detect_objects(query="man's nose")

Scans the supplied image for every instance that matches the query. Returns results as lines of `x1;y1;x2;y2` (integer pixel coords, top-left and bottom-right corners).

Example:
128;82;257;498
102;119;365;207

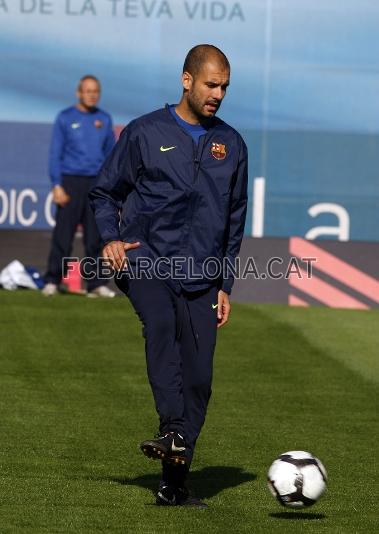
211;87;223;101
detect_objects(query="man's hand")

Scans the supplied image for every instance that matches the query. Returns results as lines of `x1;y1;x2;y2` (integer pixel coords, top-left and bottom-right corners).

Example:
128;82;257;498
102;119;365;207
102;240;140;271
52;185;70;207
217;289;231;328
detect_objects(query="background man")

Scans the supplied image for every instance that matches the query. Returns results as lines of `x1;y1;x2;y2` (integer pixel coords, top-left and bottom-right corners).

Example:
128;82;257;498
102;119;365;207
90;45;248;507
43;75;116;297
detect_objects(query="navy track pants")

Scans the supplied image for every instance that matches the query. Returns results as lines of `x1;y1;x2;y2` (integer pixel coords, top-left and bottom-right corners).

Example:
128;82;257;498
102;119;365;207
118;276;218;465
45;175;104;290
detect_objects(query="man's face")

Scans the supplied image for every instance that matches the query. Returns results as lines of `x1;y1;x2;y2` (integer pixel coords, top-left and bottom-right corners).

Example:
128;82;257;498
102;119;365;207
184;61;230;121
77;78;100;110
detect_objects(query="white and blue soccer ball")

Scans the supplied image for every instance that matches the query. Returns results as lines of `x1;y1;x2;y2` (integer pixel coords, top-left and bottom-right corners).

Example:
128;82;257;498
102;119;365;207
267;451;327;508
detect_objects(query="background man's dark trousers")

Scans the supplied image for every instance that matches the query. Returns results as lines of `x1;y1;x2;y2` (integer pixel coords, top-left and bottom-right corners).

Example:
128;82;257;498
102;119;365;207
45;175;104;291
117;276;219;466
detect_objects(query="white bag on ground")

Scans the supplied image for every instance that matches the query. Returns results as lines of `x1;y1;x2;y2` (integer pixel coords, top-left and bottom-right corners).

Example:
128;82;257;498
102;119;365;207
0;260;41;290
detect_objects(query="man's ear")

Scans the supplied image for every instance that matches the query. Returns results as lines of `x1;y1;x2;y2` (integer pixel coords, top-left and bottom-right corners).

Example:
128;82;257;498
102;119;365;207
182;71;193;91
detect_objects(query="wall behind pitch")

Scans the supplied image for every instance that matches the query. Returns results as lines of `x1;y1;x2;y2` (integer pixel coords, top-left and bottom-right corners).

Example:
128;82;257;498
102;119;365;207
0;0;378;240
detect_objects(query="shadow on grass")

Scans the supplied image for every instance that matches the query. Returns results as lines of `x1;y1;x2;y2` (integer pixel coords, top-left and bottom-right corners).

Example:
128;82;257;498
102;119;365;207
270;512;326;520
94;466;256;499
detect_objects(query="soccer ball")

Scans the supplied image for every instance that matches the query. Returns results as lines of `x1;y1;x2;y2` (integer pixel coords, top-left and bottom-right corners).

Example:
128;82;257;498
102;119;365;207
267;451;327;508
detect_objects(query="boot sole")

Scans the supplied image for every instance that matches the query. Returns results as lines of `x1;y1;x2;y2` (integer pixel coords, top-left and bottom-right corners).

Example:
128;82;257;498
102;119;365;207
140;441;187;465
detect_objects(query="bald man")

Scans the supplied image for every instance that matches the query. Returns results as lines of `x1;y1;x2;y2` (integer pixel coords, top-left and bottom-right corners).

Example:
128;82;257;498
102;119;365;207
90;45;248;507
43;75;116;297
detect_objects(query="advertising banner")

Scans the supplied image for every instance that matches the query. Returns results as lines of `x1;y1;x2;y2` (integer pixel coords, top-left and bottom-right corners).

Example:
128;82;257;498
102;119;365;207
0;0;378;240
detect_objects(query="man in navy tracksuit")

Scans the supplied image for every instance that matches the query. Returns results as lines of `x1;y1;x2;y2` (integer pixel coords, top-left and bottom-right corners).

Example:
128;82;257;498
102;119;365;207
90;45;248;507
43;75;116;297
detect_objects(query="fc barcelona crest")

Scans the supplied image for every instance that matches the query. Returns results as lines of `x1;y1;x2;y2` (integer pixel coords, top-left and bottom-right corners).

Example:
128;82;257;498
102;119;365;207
211;142;227;160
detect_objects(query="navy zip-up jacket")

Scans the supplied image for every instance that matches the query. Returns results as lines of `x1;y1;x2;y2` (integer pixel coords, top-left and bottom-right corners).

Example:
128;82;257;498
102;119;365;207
89;105;248;294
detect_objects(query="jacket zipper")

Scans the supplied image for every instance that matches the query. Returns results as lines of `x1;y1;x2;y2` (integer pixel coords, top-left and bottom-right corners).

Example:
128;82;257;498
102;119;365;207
194;132;210;183
164;104;211;185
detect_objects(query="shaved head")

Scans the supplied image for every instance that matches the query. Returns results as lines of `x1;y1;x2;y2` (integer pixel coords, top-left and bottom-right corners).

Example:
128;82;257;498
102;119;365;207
183;44;230;78
176;45;230;124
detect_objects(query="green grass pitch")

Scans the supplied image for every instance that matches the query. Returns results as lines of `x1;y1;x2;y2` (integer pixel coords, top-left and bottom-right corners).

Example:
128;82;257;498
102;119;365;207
0;292;378;533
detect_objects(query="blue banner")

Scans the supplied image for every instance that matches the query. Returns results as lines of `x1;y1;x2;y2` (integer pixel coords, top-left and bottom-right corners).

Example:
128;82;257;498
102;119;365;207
0;0;378;240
